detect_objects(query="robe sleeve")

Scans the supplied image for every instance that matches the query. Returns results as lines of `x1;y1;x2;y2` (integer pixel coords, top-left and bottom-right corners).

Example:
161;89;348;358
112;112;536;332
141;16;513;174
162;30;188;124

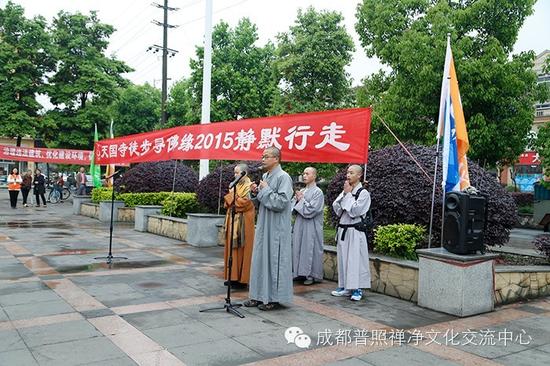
339;189;371;218
332;191;346;217
294;189;324;219
257;174;293;212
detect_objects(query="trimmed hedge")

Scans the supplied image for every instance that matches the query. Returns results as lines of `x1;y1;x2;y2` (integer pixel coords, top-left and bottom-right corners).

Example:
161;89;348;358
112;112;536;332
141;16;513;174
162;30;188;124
90;189;199;217
91;187;115;203
326;144;518;248
161;193;200;218
374;224;426;260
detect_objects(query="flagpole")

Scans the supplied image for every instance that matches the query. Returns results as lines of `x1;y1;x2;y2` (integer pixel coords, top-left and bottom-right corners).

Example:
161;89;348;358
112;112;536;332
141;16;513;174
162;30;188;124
428;33;451;249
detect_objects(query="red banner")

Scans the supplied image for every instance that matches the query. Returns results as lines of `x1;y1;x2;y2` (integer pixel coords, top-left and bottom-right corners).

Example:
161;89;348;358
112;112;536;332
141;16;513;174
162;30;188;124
95;108;371;164
518;151;540;165
0;144;93;165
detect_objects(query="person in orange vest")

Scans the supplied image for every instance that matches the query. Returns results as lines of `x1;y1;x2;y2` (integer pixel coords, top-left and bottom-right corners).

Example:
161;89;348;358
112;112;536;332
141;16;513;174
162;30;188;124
7;168;23;209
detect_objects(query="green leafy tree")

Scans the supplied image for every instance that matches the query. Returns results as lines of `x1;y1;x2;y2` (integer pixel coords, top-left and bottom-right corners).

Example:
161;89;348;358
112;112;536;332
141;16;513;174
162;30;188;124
111;83;161;136
45;11;132;148
355;0;544;166
535;123;550;187
0;1;54;141
178;18;277;125
271;7;355;180
273;7;355;114
166;78;195;126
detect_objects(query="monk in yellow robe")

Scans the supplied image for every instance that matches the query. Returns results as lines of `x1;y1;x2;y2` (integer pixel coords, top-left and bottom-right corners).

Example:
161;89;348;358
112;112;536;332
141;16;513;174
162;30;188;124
223;163;255;288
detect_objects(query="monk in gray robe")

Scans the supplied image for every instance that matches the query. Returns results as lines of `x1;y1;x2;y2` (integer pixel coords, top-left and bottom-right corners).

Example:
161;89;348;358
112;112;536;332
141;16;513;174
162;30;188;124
244;146;294;311
331;164;371;301
292;167;324;285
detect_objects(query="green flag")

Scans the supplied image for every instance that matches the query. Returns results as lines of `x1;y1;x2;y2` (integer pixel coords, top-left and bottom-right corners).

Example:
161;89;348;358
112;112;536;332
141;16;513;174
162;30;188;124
90;124;102;188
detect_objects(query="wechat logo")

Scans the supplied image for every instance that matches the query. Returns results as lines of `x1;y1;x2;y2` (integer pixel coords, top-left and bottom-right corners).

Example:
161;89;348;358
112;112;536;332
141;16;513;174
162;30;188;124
284;326;312;349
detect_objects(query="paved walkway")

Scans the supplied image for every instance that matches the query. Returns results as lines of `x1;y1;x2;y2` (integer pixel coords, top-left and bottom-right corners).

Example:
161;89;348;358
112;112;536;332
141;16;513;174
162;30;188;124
1;192;549;365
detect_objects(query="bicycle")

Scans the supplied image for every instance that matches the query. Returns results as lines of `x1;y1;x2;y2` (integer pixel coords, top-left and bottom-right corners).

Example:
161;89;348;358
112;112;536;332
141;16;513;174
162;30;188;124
47;184;71;203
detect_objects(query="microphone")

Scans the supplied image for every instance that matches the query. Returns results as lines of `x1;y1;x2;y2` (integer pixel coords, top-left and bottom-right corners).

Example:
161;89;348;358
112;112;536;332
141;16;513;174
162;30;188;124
229;171;246;189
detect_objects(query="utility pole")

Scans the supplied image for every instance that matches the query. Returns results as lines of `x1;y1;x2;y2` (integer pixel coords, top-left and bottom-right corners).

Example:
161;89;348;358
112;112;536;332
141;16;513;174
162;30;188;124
149;1;178;126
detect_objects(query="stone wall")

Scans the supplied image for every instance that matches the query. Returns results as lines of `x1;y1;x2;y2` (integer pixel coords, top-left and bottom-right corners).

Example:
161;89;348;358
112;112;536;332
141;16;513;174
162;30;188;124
324;247;550;305
147;215;187;241
324;247;419;302
516;214;538;229
80;203;99;219
117;207;135;222
145;214;225;246
495;267;550;305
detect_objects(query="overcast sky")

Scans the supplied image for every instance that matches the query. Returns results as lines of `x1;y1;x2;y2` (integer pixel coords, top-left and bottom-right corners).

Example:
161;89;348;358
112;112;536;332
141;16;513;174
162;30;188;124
4;0;550;90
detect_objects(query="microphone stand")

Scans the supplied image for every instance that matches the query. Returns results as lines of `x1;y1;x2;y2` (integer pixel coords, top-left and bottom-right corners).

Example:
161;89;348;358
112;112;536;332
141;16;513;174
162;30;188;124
94;171;127;265
200;172;246;318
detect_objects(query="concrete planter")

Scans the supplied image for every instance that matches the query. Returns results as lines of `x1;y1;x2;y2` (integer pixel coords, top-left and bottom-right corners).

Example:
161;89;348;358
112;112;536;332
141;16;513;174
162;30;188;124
324;245;550;309
99;200;125;222
148;215;188;241
186;213;226;247
495;266;550;304
145;214;225;245
417;248;498;317
117;207;135;222
72;195;91;215
323;246;419;302
80;202;99;219
135;205;163;232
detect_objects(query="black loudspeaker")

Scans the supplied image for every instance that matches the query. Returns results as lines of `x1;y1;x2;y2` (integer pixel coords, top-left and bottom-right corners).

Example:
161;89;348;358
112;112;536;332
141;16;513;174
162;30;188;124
443;192;487;255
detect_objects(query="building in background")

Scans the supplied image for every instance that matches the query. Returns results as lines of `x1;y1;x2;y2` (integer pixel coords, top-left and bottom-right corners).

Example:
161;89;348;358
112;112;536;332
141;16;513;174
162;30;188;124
0;136;35;186
500;50;549;191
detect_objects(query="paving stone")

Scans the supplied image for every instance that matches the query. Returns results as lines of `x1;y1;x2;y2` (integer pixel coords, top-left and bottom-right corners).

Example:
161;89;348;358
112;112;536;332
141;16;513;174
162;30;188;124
80;356;137;365
0;349;39;366
170;338;262;366
81;308;115;319
142;320;226;348
121;309;190;330
30;336;128;366
495;348;550;366
359;345;460;366
2;299;75;321
0;329;26;353
200;312;282;337
19;320;102;348
0;281;48;296
0;289;62;306
325;358;374;366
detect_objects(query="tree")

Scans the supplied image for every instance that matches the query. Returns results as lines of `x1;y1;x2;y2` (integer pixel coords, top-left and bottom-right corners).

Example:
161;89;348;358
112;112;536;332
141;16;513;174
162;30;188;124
535;122;550;187
178;18;278;125
273;7;355;114
166;78;195;127
355;0;544;167
0;1;54;141
111;83;161;136
45;10;132;148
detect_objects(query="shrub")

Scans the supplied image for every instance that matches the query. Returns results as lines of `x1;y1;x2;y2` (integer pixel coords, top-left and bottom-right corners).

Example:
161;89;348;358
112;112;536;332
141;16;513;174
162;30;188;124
116;161;198;193
118;192;172;207
161;193;200;218
374;224;426;260
196;161;263;213
510;192;534;207
91;187;116;203
326;144;518;249
533;234;550;261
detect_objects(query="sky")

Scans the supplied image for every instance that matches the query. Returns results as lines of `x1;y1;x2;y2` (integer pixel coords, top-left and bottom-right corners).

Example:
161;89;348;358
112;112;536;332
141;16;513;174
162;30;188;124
3;0;550;91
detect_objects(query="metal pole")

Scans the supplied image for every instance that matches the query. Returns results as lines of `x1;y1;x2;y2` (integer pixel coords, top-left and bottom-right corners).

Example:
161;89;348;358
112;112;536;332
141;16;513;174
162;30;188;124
160;0;169;125
428;140;442;248
199;0;213;180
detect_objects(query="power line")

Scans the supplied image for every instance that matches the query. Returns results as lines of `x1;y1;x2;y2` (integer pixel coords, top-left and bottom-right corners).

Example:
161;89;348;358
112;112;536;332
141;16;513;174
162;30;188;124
149;1;179;126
